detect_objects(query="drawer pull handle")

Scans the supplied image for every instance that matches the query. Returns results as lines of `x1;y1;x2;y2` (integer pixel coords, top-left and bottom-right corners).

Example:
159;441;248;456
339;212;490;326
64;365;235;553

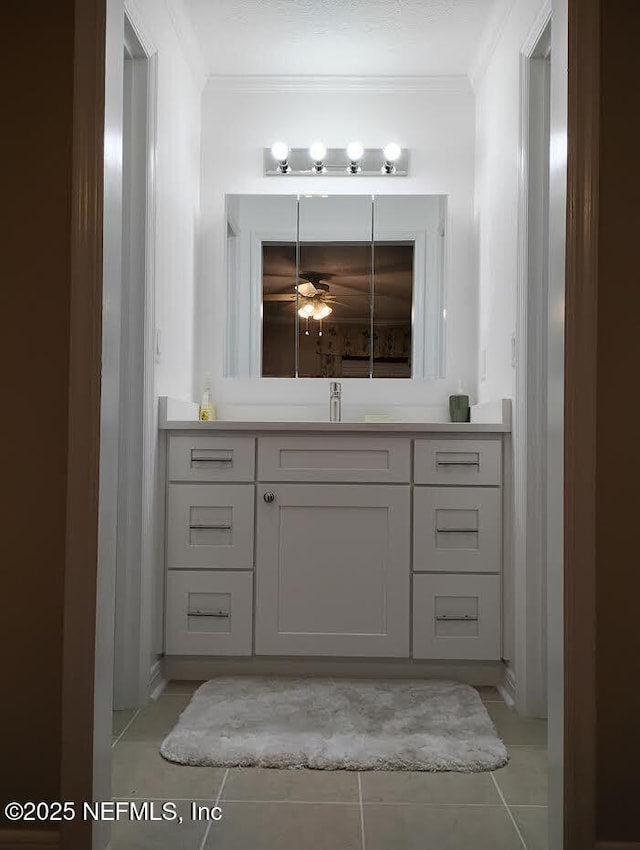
189;523;232;531
436;528;478;534
191;456;233;465
435;614;479;622
436;460;480;467
188;610;230;619
264;492;276;503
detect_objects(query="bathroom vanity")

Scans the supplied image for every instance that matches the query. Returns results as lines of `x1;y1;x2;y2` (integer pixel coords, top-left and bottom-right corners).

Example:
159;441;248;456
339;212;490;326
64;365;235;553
161;410;509;671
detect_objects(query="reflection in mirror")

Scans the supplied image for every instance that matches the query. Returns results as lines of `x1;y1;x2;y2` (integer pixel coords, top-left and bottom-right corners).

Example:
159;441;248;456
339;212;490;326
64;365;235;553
372;243;413;377
297;242;373;378
225;195;298;377
225;194;446;379
298;194;373;378
262;243;296;377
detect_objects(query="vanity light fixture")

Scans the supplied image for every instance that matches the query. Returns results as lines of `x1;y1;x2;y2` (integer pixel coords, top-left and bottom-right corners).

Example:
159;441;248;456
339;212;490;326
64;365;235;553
346;141;364;174
382;142;402;174
309;141;327;174
270;141;291;174
264;145;409;176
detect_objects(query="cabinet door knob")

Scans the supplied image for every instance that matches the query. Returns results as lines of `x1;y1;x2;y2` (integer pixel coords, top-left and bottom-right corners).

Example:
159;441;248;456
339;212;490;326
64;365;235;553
264;491;276;503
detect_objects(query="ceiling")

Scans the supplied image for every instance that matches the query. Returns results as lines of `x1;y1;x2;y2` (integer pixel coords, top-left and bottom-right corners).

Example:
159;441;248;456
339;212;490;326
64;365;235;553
180;0;498;78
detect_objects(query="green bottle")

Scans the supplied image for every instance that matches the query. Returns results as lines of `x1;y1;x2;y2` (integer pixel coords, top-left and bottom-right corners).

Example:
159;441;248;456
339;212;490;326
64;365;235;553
449;380;470;423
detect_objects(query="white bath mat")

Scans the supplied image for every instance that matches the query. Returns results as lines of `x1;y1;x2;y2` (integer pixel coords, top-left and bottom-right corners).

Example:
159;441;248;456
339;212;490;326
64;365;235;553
160;677;507;772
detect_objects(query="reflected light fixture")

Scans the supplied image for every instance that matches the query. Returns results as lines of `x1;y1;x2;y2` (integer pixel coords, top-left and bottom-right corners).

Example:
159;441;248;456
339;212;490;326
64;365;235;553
309;141;327;174
270;141;291;174
346;141;364;174
298;300;315;319
382;142;402;174
313;303;332;320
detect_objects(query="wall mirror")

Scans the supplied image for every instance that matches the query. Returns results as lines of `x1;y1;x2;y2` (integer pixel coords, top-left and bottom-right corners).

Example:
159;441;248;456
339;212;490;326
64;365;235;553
225;194;446;379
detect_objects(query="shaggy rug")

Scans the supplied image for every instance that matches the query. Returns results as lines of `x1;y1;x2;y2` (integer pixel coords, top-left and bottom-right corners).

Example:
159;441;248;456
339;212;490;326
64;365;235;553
160;677;507;772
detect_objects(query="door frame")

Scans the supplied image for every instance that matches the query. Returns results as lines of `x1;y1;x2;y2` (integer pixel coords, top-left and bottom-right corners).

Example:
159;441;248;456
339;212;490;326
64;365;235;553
61;0;603;848
113;3;158;710
514;1;552;720
563;0;599;846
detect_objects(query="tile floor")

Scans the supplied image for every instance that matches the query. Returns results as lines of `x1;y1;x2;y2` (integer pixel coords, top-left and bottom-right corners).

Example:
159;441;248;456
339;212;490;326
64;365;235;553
111;682;548;850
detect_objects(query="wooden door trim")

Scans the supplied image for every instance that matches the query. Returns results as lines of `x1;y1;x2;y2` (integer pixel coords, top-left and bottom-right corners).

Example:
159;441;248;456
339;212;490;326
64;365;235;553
564;0;600;847
60;0;106;847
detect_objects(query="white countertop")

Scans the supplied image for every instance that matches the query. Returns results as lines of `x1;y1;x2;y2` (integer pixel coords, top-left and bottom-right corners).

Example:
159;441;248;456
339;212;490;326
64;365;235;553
158;397;512;433
159;419;509;433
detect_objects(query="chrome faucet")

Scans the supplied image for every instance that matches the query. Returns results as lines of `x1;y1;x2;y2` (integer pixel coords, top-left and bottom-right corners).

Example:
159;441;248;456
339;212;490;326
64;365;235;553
329;382;342;423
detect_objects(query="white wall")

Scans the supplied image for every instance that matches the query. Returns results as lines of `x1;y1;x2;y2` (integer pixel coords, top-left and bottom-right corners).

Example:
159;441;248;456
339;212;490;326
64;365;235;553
127;0;203;401
196;84;478;417
474;0;550;402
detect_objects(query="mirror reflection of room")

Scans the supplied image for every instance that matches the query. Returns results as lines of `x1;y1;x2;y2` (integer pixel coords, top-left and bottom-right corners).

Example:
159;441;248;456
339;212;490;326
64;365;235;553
262;241;414;378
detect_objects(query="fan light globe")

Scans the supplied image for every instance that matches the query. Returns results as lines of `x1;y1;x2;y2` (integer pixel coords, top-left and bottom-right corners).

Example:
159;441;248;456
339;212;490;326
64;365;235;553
383;142;402;163
298;302;315;319
346;141;364;162
271;141;289;162
309;141;327;162
313;304;332;320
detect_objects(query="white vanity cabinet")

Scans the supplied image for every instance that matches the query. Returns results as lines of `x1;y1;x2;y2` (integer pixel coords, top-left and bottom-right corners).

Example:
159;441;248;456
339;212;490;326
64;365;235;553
162;424;506;665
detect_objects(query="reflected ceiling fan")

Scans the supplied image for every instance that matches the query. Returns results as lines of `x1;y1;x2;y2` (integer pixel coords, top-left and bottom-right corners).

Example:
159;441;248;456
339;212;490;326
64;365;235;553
263;272;349;334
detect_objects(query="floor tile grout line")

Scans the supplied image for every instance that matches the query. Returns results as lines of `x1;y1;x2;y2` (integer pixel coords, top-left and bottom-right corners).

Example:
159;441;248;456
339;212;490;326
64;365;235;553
199;768;229;850
357;773;366;850
490;773;528;850
215;768;230;807
111;709;141;749
110;796;520;809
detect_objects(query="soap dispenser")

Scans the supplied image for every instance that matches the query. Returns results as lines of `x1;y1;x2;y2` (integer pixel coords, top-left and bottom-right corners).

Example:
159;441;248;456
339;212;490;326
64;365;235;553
449;380;470;423
199;373;216;421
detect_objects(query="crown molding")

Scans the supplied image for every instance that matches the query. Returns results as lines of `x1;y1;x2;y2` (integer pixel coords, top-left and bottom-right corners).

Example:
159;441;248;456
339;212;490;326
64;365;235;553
204;74;472;95
468;0;517;91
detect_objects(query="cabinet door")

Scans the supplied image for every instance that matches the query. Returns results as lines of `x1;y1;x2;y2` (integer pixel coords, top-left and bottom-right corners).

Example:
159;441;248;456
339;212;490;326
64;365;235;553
256;485;410;657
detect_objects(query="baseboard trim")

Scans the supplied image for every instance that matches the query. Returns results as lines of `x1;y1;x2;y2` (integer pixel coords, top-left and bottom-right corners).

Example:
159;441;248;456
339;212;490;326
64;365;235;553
0;829;59;848
164;656;503;685
149;657;167;700
498;664;516;707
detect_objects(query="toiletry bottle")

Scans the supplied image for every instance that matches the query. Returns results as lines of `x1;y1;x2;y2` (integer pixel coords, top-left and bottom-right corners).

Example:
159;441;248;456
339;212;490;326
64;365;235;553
199;374;215;421
449;380;470;423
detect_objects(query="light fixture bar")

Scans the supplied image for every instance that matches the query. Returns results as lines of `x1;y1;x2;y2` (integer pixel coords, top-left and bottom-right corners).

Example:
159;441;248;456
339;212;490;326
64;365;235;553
264;147;409;177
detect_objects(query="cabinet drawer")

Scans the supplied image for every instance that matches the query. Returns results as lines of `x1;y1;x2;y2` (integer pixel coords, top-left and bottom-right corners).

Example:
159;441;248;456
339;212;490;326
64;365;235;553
169;435;255;482
413;487;501;573
168;484;254;569
413;574;501;660
166;570;253;655
414;439;501;486
258;436;410;483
